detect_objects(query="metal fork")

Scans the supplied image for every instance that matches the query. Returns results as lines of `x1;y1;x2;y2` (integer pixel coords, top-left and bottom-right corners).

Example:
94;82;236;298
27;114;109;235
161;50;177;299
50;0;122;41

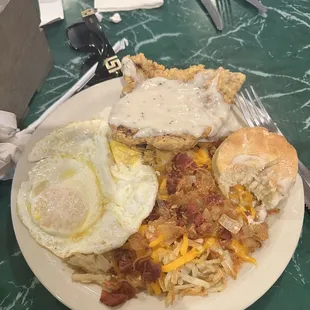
236;86;310;208
246;0;268;14
216;0;233;26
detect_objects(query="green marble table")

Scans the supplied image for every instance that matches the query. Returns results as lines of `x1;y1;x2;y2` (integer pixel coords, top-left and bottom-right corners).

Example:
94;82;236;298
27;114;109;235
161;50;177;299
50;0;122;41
1;0;310;309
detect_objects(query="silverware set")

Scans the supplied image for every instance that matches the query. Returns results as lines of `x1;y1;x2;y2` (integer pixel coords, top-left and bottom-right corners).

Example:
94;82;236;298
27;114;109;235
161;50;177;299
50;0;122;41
200;0;267;30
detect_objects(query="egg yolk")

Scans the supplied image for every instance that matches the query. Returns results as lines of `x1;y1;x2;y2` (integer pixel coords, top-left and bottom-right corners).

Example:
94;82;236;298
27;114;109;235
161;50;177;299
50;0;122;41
32;187;88;236
109;140;140;166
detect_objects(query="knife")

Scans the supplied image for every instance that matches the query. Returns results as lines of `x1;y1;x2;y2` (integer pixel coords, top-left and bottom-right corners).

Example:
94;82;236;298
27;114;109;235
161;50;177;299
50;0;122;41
200;0;223;31
246;0;268;14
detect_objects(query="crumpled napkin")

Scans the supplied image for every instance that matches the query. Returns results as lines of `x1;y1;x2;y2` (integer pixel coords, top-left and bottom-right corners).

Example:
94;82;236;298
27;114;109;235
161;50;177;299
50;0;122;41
0;112;32;180
95;0;164;12
0;39;128;181
38;0;64;27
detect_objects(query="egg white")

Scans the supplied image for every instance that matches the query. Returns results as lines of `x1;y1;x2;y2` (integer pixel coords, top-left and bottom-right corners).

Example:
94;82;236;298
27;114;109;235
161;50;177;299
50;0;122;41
28;120;116;201
17;120;158;259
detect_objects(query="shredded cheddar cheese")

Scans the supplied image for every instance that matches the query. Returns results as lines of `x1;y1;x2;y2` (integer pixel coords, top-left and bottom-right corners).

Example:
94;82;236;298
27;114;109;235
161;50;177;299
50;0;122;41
151;247;165;263
139;224;147;234
160;177;167;190
150;281;162;295
192;148;211;167
162;248;202;272
230;239;257;265
240;191;253;206
151;252;158;262
236;206;247;220
180;234;189;256
204;237;217;249
231;185;257;222
158;177;169;200
250;206;256;218
149;235;165;248
234;184;244;193
228;191;239;204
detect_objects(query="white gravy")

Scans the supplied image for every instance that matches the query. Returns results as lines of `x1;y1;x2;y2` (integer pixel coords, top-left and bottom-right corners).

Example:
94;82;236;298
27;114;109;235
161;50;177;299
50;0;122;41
109;76;232;139
231;155;267;166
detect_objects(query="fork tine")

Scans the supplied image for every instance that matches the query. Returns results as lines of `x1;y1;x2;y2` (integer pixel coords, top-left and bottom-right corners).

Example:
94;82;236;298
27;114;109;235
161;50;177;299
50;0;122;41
239;87;284;135
250;86;272;122
235;93;255;127
249;86;283;135
235;95;249;125
240;92;257;127
217;0;233;27
246;88;267;126
223;0;233;25
244;89;261;126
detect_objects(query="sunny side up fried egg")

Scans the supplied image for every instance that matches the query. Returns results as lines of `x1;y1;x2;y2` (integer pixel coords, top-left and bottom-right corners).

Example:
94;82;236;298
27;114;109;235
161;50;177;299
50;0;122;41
17;120;158;259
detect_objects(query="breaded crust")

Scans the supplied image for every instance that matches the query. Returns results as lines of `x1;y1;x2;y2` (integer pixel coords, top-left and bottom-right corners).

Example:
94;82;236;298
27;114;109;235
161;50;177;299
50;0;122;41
122;53;246;104
110;125;211;151
111;54;246;151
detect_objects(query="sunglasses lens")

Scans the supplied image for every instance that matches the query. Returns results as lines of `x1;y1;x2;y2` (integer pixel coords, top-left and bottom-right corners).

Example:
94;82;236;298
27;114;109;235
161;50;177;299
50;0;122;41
66;20;123;87
67;23;100;53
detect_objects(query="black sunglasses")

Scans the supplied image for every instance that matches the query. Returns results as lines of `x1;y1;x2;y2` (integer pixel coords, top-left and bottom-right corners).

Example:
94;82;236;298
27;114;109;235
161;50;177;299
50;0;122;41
66;8;123;86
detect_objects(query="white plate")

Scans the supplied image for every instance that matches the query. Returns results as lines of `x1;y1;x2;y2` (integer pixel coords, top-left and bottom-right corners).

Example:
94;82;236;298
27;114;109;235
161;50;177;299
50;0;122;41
11;78;304;310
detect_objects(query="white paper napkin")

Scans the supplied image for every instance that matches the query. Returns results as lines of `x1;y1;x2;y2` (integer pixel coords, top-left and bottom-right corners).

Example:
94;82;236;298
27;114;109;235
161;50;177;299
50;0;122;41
0;111;17;141
95;0;164;12
0;112;32;180
0;39;128;181
38;0;64;26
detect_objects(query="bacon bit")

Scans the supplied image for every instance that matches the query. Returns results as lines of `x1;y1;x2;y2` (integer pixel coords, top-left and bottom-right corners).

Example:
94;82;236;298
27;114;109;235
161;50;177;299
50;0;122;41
143;205;160;223
182;204;210;237
100;281;136;307
176;218;186;227
204;193;224;205
196;221;213;236
114;249;136;274
193;213;204;226
267;208;280;215
219;228;232;240
184;203;200;220
218;227;232;247
174;153;197;170
166;174;179;194
134;257;161;283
